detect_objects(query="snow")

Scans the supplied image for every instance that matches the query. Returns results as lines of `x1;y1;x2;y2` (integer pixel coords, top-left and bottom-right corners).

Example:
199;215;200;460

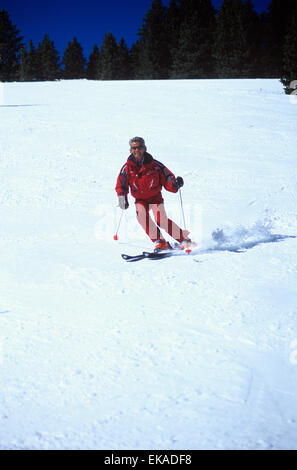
0;78;297;450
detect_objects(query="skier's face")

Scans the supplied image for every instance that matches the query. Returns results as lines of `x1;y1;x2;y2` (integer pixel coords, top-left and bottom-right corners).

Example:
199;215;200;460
130;142;145;161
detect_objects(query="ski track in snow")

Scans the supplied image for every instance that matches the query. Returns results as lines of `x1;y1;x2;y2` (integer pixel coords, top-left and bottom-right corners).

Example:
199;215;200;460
0;79;297;450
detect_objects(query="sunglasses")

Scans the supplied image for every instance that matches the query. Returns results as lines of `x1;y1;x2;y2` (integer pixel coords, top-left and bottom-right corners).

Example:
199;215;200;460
131;145;144;150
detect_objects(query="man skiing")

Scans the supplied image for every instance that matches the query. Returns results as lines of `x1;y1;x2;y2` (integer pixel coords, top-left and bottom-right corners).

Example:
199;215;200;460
115;137;192;251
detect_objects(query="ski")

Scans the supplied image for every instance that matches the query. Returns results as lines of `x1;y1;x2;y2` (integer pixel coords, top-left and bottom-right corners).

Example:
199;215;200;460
121;250;174;262
143;251;173;260
121;253;146;262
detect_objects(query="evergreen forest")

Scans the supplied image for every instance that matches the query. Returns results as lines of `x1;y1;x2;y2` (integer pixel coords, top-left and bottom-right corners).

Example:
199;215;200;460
0;0;297;94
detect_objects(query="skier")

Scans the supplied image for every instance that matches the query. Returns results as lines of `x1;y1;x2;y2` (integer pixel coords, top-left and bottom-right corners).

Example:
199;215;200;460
115;137;192;251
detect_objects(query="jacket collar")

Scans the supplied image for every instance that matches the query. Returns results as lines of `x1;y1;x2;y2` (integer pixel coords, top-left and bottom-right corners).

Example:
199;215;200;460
128;152;153;169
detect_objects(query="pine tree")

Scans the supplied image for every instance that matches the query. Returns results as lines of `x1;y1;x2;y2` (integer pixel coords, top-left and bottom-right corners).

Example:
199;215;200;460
261;0;297;78
170;0;216;78
100;32;119;80
36;34;61;81
165;0;184;70
213;0;260;78
19;39;39;81
281;2;297;93
63;37;86;79
0;9;23;81
136;0;170;79
19;46;28;81
117;37;131;80
243;0;262;77
87;44;101;80
130;40;142;79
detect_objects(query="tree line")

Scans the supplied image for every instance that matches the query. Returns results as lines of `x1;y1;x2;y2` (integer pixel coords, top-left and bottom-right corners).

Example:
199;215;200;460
0;0;297;93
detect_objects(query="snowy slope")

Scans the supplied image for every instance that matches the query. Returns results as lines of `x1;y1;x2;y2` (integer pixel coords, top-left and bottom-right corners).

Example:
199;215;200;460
0;79;297;450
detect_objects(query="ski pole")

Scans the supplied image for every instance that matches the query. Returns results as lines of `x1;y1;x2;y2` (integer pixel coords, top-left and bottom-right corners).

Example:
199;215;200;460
113;209;124;240
179;188;192;254
179;188;187;230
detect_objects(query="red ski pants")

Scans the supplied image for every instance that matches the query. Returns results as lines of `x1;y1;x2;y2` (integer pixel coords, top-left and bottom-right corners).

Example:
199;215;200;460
135;201;185;243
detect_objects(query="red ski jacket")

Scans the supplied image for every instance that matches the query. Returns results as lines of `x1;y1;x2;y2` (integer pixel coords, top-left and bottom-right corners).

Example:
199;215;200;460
115;153;178;203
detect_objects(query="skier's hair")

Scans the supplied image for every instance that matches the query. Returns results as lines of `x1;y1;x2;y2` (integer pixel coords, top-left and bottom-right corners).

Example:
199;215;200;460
129;137;146;147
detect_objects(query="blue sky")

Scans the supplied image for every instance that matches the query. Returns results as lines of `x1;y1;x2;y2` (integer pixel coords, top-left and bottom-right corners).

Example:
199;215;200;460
1;0;271;58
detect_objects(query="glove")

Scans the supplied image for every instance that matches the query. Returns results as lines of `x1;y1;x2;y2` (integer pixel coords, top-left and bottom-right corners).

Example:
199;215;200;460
118;195;129;210
173;176;184;189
